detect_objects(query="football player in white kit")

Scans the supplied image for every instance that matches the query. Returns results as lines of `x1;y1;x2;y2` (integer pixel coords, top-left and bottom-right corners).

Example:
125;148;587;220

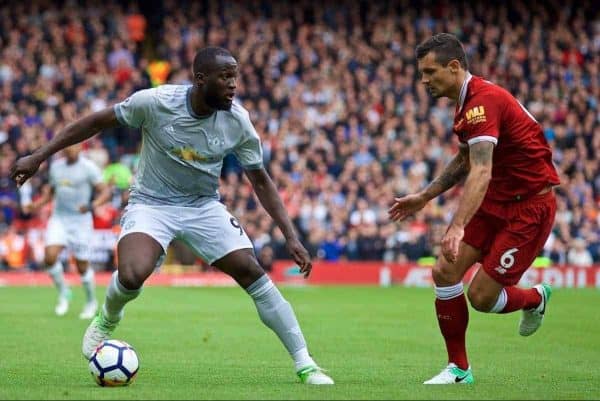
22;143;111;318
11;47;333;385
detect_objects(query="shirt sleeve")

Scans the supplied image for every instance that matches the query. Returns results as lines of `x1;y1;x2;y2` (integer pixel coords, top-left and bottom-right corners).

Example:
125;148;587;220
233;112;264;170
113;88;155;128
461;94;503;146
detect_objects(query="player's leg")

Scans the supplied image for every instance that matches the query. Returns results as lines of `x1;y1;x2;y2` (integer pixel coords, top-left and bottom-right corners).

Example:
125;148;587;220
82;232;164;358
212;249;333;385
424;241;480;384
71;217;97;319
44;244;71;316
467;267;545;313
44;216;71;315
468;192;556;336
182;201;333;384
82;204;175;359
74;258;97;319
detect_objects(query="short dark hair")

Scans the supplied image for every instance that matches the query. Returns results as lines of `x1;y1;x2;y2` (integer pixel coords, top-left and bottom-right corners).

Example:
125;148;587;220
415;33;468;70
193;47;233;75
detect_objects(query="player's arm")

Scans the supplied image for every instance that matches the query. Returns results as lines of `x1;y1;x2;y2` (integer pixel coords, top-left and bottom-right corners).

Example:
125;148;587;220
80;182;112;214
420;143;470;201
23;184;53;214
449;141;493;228
10;108;120;186
389;144;469;222
244;167;312;277
440;141;493;263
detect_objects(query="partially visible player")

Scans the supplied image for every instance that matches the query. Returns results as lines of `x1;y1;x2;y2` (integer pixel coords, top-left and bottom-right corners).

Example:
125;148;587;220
389;33;560;384
10;47;334;385
22;143;111;318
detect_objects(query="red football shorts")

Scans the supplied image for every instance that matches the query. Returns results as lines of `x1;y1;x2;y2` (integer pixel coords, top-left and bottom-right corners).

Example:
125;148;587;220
463;190;557;286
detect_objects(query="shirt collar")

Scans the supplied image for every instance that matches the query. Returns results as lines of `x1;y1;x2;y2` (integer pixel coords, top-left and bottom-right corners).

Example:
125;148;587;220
458;71;473;112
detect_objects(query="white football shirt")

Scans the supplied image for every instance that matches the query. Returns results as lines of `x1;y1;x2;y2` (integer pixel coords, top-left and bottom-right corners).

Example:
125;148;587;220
114;85;263;206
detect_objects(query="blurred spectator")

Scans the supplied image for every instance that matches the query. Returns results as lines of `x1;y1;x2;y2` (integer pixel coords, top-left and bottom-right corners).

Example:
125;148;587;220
567;238;594;267
257;244;275;272
0;0;598;269
0;224;30;270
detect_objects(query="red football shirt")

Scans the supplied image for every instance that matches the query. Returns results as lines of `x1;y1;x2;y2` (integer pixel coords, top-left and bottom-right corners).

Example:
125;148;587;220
453;75;560;207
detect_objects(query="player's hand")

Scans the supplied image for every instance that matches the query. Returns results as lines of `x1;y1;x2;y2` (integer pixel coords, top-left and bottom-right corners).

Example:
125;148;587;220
388;193;428;222
9;154;44;187
441;224;464;264
285;237;313;278
79;205;90;213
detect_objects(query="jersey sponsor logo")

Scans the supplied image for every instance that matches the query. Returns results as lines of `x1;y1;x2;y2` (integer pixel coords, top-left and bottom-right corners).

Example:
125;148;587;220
58;179;74;187
169;146;219;162
465;105;486;124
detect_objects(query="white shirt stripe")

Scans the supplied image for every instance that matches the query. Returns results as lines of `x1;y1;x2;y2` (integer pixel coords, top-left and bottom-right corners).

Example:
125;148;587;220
467;135;498;146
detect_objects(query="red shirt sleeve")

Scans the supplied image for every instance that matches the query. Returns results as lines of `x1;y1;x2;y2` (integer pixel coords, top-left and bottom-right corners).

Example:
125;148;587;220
461;93;503;146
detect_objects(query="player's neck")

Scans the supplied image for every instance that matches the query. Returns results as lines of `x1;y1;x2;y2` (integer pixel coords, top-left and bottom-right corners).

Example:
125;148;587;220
450;70;468;102
189;85;215;117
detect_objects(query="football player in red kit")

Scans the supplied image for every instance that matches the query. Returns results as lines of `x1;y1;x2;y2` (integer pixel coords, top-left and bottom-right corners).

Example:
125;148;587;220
389;33;560;384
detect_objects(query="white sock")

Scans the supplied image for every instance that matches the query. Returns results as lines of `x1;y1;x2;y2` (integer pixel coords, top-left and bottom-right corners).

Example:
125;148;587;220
80;268;96;303
102;271;141;322
246;275;316;371
434;282;464;300
47;261;69;297
489;288;508;313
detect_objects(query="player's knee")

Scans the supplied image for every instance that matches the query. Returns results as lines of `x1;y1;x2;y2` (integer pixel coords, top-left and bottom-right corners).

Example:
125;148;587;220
239;257;265;285
467;287;495;312
43;256;57;268
117;262;148;290
431;264;461;286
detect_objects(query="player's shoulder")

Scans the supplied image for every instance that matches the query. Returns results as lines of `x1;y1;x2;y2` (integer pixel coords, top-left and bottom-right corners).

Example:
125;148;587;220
220;100;253;129
469;76;511;99
152;84;192;111
50;157;67;169
127;85;186;104
78;156;101;170
226;100;251;121
154;84;188;97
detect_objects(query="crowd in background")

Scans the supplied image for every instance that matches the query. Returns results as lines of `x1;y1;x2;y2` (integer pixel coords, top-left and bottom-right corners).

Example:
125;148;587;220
0;0;599;271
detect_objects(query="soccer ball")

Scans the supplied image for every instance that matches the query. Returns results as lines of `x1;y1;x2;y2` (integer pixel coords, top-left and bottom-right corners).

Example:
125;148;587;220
88;339;139;386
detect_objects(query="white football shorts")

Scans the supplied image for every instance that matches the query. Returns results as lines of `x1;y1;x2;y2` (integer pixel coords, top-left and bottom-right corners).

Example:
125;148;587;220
118;201;254;266
45;212;94;260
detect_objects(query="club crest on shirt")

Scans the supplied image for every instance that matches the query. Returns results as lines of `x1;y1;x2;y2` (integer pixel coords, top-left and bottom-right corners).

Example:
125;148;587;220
465;105;486;124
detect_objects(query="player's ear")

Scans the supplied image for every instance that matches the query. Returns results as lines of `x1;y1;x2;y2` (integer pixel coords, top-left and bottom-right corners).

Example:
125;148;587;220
448;59;461;73
195;72;206;85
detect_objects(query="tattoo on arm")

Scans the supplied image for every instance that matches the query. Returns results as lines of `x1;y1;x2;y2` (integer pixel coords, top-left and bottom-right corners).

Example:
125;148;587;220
469;141;494;167
424;144;470;198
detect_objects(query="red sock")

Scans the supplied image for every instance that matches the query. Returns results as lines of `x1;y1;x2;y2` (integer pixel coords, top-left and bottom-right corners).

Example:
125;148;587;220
500;287;542;313
435;294;469;370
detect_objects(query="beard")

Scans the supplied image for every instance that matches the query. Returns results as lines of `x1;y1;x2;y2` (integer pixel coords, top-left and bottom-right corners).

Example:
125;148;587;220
205;93;232;110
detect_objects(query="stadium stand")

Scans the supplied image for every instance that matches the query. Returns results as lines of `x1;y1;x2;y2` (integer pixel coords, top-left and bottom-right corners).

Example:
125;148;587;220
0;0;598;271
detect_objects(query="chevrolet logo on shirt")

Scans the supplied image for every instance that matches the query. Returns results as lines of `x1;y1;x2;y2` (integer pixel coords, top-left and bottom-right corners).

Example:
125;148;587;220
465;106;486;124
170;146;213;162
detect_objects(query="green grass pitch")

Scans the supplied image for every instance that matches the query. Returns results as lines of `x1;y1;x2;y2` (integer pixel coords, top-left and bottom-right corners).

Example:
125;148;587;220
0;285;598;400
